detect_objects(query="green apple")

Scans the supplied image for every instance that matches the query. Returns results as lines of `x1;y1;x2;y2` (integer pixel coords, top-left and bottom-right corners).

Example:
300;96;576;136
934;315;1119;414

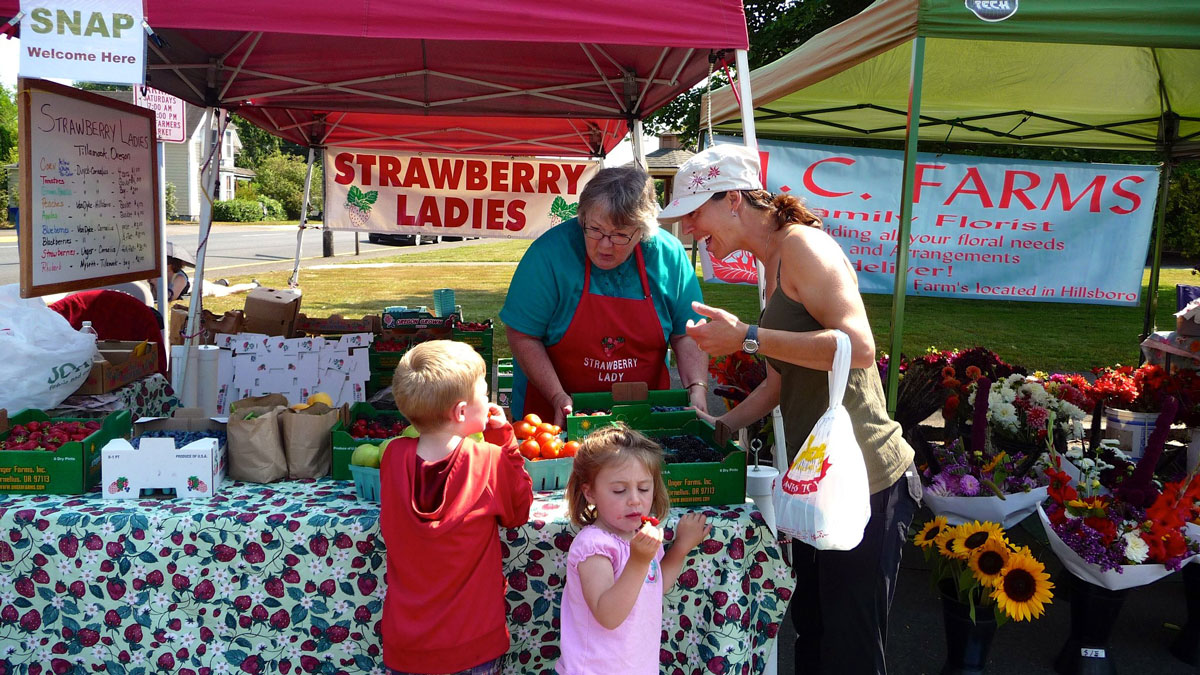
350;443;381;468
400;425;421;439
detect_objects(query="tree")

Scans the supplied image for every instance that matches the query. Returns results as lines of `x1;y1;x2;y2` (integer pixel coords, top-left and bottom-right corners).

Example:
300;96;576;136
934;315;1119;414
0;85;15;170
231;115;306;170
72;82;131;91
252;152;323;219
644;0;873;147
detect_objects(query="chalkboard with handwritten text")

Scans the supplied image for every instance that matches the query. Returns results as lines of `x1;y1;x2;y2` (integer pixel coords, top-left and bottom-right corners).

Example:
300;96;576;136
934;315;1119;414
18;78;161;298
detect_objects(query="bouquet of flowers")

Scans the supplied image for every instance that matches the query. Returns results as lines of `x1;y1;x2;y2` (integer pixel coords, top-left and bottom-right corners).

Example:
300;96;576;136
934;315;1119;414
912;517;1054;623
939;347;1027;423
1088;364;1173;414
1040;396;1200;589
876;347;956;432
954;373;1091;449
708;351;765;411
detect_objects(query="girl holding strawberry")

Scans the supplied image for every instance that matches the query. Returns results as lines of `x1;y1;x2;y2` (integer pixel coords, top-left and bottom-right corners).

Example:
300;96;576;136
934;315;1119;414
557;424;710;674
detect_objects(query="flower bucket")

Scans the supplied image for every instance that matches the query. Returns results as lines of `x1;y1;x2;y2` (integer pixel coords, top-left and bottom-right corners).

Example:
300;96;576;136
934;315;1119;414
941;589;997;675
1103;408;1159;460
1054;573;1127;675
924;487;1048;529
1189;428;1200;475
1037;504;1190;591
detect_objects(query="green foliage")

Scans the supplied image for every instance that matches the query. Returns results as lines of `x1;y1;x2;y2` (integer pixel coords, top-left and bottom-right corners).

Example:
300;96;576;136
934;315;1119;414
644;0;873;147
234;181;261;201
212;199;266;222
0;85;15;172
1164;164;1200;257
72;82;131;91
252;152;323;219
258;195;286;220
230;115;306;169
165;182;179;220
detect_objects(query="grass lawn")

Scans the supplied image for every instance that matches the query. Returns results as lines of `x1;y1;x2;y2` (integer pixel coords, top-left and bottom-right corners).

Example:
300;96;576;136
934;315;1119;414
197;240;1193;374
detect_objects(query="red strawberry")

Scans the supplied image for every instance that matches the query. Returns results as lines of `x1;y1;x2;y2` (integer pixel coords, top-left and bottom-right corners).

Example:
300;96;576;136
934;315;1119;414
325;626;349;643
641;515;660;526
123;624;142;643
193;580;215;602
197;481;207;492
14;577;34;598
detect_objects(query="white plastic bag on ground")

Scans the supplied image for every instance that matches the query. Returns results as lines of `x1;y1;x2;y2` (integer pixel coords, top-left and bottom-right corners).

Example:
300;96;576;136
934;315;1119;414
774;330;871;550
0;284;95;411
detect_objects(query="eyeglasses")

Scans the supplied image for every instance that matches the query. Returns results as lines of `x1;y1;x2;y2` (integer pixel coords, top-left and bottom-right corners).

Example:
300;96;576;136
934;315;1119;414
583;226;637;245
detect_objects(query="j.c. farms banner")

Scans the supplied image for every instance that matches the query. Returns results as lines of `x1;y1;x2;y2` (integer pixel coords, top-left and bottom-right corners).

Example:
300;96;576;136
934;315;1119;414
324;148;600;239
705;137;1161;306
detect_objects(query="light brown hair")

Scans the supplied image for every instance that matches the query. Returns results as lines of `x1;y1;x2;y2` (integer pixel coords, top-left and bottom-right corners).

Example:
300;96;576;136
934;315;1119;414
577;165;660;239
566;424;670;527
391;340;485;429
710;190;822;230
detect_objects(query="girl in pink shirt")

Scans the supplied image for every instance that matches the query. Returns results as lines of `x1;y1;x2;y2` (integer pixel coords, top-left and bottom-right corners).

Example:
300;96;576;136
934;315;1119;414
557;425;711;674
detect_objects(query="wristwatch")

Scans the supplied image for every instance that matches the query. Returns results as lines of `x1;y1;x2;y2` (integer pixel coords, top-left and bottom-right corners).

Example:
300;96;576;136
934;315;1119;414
741;325;760;355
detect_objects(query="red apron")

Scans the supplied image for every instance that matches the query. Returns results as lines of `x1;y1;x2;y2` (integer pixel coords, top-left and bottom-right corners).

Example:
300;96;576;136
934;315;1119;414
523;246;670;421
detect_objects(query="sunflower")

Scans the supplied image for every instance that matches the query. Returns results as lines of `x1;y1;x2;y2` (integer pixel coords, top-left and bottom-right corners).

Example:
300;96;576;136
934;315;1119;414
991;553;1054;622
914;516;949;549
935;528;963;560
968;539;1010;587
951;521;1006;556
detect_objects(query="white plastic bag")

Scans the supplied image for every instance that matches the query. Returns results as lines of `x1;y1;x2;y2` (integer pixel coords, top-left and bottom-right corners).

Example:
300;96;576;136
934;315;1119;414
773;330;871;550
0;284;95;411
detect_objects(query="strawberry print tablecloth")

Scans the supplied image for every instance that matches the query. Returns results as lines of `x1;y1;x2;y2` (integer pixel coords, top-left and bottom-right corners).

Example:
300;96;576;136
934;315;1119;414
0;482;793;675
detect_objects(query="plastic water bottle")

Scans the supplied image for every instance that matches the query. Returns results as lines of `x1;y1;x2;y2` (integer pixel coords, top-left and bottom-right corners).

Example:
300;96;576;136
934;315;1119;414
80;321;102;361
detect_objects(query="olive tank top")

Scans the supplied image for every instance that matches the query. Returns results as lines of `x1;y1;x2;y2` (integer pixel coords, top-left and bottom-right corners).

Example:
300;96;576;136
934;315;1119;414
760;263;913;494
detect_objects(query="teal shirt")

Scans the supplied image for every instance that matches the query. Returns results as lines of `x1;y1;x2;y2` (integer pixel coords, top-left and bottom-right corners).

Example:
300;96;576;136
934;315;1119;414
500;219;702;417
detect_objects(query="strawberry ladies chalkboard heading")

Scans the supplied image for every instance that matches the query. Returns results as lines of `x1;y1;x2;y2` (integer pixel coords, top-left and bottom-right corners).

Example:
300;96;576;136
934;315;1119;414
17;78;162;298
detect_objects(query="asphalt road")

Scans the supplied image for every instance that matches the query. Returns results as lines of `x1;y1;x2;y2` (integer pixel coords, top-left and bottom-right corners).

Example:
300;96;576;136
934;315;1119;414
0;224;477;288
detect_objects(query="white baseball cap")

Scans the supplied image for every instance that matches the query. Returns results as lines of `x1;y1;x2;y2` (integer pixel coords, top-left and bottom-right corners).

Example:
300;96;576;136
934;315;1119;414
657;143;763;223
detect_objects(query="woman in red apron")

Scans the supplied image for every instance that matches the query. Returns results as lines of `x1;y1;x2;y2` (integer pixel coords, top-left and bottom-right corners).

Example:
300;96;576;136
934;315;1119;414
502;166;709;427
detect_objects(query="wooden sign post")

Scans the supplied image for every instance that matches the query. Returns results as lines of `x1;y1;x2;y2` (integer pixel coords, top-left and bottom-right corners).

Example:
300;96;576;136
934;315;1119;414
18;78;161;298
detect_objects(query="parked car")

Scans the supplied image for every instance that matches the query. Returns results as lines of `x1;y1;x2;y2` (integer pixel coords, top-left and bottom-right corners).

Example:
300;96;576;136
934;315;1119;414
366;233;443;246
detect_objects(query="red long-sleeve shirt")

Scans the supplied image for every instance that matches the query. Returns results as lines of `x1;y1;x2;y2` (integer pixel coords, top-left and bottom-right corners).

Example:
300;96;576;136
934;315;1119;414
379;424;533;673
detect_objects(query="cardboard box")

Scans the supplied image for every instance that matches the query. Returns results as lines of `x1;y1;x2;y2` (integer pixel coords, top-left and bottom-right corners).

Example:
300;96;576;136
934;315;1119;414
73;341;160;396
295;314;381;335
0;409;132;494
1178;315;1200;338
243;287;302;337
101;409;227;498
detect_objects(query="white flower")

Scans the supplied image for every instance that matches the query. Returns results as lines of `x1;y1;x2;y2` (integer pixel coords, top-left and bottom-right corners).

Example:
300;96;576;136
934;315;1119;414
999;386;1017;404
992;402;1020;433
1066;446;1084;459
1006;373;1025;387
41;531;56;546
1021;382;1049;405
300;596;314;609
1124;532;1149;564
333;600;350;615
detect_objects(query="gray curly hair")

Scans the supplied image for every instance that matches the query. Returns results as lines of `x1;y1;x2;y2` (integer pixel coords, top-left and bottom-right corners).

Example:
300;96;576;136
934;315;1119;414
577;165;659;239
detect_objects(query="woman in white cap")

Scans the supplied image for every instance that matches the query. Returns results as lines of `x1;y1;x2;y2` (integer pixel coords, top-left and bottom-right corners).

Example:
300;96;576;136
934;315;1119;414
660;143;919;675
500;165;709;427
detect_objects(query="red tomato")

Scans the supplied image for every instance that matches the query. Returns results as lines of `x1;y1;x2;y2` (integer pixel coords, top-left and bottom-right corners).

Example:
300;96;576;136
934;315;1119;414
513;421;536;440
534;432;556;448
536;422;556;436
541;442;562;460
523;413;543;427
561;441;580;458
519;439;541;460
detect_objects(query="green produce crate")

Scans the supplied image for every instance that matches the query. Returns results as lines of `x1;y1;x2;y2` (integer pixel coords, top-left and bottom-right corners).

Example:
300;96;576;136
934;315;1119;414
0;409;132;494
525;456;573;491
331;403;409;480
643;419;745;507
453;327;493;353
566;397;695;441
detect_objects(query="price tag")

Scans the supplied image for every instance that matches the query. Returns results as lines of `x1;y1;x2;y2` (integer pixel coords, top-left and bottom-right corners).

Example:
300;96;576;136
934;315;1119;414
1080;648;1106;658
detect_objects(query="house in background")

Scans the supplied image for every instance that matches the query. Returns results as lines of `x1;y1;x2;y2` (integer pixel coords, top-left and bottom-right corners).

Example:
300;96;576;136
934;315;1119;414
93;92;255;221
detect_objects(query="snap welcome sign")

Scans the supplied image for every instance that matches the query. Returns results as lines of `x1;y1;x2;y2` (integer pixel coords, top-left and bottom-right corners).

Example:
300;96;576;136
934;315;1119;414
704;137;1161;306
324;149;599;239
18;0;145;85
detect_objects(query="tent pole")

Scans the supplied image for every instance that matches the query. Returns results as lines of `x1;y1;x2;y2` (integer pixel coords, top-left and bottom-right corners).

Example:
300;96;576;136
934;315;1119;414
1141;157;1174;341
289;147;316;288
631;118;647;168
177;108;223;397
157;141;169;366
885;37;926;418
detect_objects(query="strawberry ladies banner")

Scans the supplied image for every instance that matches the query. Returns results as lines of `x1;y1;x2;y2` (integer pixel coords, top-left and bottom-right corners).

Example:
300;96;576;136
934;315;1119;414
324;148;600;239
704;137;1161;306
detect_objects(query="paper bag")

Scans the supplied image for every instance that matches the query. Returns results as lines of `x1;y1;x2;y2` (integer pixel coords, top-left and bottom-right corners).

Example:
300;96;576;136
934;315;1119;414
281;403;337;478
227;394;289;483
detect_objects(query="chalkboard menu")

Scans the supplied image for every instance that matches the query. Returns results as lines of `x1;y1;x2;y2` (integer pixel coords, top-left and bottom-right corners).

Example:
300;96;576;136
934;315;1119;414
18;78;161;298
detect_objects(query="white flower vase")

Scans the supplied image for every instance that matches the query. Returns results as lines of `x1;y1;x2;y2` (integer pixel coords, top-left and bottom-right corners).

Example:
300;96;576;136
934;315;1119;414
1104;408;1159;460
923;487;1048;529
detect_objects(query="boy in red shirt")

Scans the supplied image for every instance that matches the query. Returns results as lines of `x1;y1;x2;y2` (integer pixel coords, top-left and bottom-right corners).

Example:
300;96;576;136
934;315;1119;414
381;340;534;674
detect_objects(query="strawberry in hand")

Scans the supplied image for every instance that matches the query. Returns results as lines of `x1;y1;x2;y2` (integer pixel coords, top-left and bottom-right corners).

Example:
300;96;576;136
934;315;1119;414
641;515;659;527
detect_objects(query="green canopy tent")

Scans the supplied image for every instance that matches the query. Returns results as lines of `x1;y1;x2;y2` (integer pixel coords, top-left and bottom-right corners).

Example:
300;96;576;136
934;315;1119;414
708;0;1200;412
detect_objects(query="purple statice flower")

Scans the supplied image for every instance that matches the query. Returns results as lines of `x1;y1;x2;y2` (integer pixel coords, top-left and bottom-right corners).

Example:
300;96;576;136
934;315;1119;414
1053;519;1126;573
958;474;981;496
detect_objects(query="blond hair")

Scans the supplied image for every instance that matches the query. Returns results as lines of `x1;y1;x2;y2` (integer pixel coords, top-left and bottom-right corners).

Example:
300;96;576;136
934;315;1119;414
566;424;670;527
391;340;485;429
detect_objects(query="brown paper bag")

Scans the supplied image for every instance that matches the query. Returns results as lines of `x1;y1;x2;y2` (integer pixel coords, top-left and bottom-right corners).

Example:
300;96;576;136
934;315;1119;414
227;394;289;483
280;403;338;478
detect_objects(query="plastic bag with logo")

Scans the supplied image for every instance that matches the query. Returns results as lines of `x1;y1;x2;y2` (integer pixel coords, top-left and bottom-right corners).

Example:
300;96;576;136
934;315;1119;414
0;284;96;411
773;330;871;551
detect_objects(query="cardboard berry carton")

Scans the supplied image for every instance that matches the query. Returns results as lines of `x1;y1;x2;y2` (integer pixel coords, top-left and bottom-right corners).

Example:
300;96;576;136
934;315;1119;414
330;403;409;480
0;409;132;494
98;408;228;500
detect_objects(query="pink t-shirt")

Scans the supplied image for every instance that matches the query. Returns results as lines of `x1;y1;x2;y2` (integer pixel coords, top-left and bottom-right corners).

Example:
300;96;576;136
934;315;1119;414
557;525;664;675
